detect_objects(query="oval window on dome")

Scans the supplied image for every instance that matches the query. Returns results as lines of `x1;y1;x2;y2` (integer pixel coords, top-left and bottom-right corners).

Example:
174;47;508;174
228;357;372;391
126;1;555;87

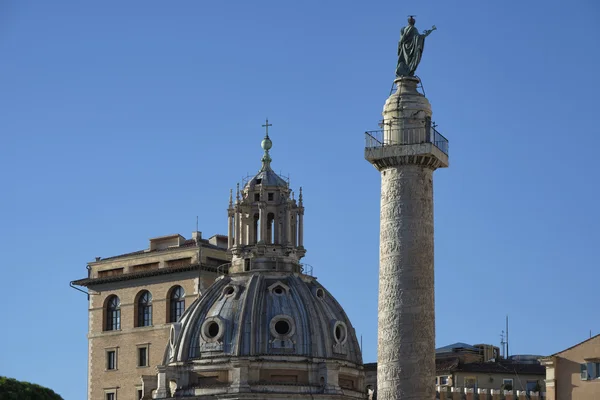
316;288;325;298
207;322;219;337
333;321;348;344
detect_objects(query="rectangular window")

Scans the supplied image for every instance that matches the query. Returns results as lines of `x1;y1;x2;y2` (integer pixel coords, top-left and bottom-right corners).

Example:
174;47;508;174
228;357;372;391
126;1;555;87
581;362;600;380
439;376;448;385
503;378;513;388
106;350;116;370
268;192;274;201
167;258;192;268
106;393;115;400
98;268;124;278
138;346;148;367
464;376;477;389
132;262;159;272
254;193;260;201
137;389;143;399
581;363;589;380
526;381;538;392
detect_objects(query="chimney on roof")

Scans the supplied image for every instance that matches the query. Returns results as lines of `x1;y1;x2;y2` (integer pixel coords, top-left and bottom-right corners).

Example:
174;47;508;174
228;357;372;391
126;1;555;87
95;257;101;262
192;231;202;242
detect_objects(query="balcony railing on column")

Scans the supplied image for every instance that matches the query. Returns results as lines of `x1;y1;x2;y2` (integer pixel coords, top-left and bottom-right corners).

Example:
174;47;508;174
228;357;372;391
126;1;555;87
365;125;449;156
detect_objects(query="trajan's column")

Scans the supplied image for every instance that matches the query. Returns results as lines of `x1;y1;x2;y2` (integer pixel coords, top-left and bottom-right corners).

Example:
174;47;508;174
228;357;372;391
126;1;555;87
365;17;449;399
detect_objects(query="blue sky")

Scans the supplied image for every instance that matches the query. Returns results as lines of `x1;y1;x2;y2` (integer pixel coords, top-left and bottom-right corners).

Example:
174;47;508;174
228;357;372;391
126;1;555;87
1;1;599;399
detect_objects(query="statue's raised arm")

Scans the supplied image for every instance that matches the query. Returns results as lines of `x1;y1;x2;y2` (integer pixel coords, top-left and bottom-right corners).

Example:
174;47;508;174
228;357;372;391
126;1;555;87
396;17;436;77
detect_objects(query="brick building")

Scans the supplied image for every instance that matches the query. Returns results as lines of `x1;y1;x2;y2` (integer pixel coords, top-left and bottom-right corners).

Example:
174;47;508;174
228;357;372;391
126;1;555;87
72;232;230;400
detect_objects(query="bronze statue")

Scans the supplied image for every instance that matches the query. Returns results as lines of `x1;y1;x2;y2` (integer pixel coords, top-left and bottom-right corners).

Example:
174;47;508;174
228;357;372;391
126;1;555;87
396;16;436;77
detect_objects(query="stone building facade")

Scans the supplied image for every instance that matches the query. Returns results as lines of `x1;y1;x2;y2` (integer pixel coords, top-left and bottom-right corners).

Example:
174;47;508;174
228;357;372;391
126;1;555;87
72;233;230;400
541;334;600;400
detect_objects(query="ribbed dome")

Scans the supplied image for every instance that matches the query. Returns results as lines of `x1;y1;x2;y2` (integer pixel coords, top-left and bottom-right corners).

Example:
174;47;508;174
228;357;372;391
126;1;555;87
244;168;288;189
166;271;362;365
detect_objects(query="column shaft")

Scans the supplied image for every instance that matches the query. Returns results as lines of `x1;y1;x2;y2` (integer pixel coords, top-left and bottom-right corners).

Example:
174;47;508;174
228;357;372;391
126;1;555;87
259;205;266;243
377;165;435;400
235;209;242;246
227;214;233;248
298;210;304;247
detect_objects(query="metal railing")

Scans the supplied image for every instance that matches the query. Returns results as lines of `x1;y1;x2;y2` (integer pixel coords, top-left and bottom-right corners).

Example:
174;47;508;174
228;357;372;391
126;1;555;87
299;263;313;276
365;125;449;156
216;263;231;276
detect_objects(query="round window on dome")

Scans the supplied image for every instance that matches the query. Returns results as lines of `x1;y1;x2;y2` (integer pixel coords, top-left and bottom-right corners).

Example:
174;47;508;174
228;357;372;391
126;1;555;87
333;321;348;344
316;288;324;299
201;318;224;342
273;286;284;295
274;320;290;335
269;315;295;339
223;286;235;296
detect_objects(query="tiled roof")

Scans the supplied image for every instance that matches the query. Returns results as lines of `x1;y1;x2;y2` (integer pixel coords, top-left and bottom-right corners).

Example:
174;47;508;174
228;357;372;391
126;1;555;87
436;357;460;372
457;361;545;375
71;263;228;287
96;239;223;262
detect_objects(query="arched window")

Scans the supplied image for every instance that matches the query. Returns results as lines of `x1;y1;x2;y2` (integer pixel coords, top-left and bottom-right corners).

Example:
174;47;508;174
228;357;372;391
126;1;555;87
169;286;185;323
105;295;121;331
137;291;152;327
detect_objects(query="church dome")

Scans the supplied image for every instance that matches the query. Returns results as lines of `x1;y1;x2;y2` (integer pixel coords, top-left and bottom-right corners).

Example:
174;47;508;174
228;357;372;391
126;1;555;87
167;272;362;364
245;168;288;189
153;127;365;399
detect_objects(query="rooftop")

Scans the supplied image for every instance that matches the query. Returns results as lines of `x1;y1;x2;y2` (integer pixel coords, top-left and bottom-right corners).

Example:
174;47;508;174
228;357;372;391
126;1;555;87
92;233;227;263
72;262;227;287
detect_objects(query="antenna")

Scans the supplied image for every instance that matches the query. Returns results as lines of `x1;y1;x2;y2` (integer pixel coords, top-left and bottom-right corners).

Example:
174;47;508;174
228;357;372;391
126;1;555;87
360;335;363;353
500;330;506;358
506;315;509;358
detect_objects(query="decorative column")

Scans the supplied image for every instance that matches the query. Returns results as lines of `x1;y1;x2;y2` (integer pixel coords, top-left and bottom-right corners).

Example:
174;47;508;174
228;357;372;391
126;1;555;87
235;209;242;246
228;189;234;248
286;205;292;245
365;75;448;400
235;184;242;246
298;187;304;247
291;210;297;247
273;212;280;244
259;203;266;243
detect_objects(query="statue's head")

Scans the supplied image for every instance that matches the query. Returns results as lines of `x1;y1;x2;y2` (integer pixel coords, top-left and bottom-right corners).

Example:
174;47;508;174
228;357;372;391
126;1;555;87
408;16;416;26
